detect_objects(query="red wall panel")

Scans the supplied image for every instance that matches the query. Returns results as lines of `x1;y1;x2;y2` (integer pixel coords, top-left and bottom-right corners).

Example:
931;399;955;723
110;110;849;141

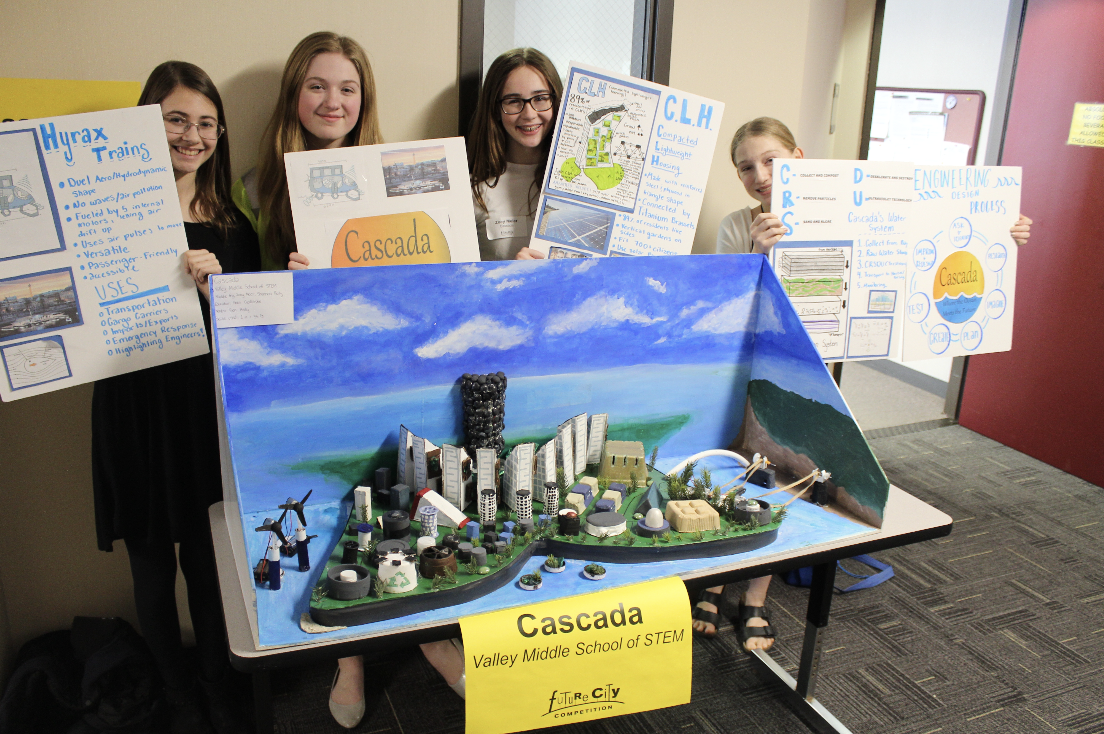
959;0;1104;486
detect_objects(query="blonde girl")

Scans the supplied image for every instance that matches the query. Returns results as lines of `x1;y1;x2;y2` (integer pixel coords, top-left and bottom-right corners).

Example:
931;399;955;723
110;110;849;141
233;31;383;271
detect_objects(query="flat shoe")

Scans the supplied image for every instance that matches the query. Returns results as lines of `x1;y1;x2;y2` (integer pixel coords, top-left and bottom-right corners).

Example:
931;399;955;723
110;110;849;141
692;589;724;639
329;667;365;729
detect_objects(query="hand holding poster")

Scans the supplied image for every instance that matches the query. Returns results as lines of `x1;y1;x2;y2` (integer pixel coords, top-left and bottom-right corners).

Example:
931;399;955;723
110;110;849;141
529;63;723;258
284;137;480;267
0;105;208;401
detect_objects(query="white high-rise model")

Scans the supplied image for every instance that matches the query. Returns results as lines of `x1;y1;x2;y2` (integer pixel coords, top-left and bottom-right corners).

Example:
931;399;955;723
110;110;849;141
412;434;428;489
476;448;496;496
440;443;469;510
478;488;497;528
556;422;574;483
571;413;587;474
535;439;557;488
397;424;411;488
515;489;533;521
502;442;534;511
543;483;560;515
586;413;608;465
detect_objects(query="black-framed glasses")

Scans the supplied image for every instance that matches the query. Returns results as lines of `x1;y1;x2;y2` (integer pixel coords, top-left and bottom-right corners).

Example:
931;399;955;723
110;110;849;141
163;115;225;140
499;94;554;115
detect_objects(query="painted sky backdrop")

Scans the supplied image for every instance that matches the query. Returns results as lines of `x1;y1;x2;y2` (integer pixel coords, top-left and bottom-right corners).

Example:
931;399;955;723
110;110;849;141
213;255;846;415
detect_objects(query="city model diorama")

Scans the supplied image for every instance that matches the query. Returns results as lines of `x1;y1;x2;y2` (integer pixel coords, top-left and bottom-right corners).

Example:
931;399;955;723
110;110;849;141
213;256;890;642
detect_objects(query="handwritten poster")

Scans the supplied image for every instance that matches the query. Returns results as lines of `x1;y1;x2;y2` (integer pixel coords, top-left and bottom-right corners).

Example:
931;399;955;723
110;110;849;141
284;137;480;268
0;105;208;401
773;159;1022;362
771;160;913;361
529;63;723;258
903;166;1020;360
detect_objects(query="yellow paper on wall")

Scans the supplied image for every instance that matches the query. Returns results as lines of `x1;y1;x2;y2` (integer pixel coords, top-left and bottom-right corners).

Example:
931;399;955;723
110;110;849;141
0;78;140;122
460;576;691;734
1067;103;1104;148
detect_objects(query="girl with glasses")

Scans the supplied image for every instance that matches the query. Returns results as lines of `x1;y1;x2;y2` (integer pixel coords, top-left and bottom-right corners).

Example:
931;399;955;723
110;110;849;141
467;48;563;260
91;61;259;734
232;31;383;272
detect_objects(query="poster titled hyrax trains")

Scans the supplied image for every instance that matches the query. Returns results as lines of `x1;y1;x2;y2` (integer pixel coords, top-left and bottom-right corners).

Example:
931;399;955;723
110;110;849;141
0;105;207;401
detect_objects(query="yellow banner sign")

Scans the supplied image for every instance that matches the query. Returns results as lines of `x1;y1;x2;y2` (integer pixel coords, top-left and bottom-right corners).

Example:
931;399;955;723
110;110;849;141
1068;102;1104;148
460;576;691;734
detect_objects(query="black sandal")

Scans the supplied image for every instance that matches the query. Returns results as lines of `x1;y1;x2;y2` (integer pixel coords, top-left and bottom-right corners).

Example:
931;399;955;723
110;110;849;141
692;590;724;638
734;601;776;650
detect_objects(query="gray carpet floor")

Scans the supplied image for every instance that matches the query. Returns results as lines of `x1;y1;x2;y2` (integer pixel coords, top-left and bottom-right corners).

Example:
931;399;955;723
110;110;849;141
265;424;1104;733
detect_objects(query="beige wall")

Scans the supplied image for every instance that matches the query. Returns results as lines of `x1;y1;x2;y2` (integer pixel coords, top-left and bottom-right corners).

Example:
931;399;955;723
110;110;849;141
0;0;461;684
670;0;875;253
0;2;461;180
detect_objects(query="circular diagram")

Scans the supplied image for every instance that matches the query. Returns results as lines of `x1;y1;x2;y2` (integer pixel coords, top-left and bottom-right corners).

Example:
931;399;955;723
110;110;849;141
928;324;951;354
933;250;985;323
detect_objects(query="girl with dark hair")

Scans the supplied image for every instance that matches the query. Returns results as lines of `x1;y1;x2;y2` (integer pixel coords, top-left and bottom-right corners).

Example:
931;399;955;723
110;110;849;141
467;47;563;260
91;61;259;734
233;31;383;270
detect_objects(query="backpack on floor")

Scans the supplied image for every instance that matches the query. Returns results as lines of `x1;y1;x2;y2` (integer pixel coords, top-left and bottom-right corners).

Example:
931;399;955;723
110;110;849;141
781;555;894;593
0;616;160;733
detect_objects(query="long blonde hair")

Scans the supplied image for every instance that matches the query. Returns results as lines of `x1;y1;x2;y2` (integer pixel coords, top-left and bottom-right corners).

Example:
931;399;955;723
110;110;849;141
730;117;798;167
468;48;562;214
257;32;383;267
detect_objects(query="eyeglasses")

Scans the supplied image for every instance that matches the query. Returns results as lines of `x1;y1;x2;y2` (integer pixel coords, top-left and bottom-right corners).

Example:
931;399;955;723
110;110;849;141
163;115;225;140
499;94;554;115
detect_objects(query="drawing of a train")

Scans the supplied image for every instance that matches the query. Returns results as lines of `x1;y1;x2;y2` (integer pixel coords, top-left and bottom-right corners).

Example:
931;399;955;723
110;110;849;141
0;175;42;217
309;165;361;200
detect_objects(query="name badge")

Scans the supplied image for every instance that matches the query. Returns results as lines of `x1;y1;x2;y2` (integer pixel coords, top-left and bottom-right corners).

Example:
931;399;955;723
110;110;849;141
485;216;522;241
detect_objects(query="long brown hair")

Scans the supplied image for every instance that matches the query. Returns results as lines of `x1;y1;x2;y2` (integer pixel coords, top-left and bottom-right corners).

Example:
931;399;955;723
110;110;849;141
140;61;235;237
468;48;562;214
257;32;383;267
730;117;799;166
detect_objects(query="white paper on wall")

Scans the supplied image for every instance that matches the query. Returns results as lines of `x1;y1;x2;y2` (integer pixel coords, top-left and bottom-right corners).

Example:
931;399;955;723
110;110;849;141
0;105;208;401
529;63;723;258
284;138;480;268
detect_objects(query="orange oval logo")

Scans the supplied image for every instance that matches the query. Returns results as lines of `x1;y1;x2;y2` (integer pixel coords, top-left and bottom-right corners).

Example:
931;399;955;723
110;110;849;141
332;212;451;267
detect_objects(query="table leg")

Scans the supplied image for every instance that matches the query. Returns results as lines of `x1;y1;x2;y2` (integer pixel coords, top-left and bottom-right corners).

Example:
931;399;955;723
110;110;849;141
252;669;274;734
796;562;836;700
748;563;853;734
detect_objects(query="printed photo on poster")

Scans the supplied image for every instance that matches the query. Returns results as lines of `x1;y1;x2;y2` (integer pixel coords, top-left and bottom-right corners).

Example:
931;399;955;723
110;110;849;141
0;267;82;342
381;145;450;197
2;334;71;390
546;70;660;212
548;247;593;260
536;197;614;255
0;129;65;261
305;163;361;203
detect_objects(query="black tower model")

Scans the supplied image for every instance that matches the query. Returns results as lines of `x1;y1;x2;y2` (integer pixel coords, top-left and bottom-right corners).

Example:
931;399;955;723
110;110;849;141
461;372;507;456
